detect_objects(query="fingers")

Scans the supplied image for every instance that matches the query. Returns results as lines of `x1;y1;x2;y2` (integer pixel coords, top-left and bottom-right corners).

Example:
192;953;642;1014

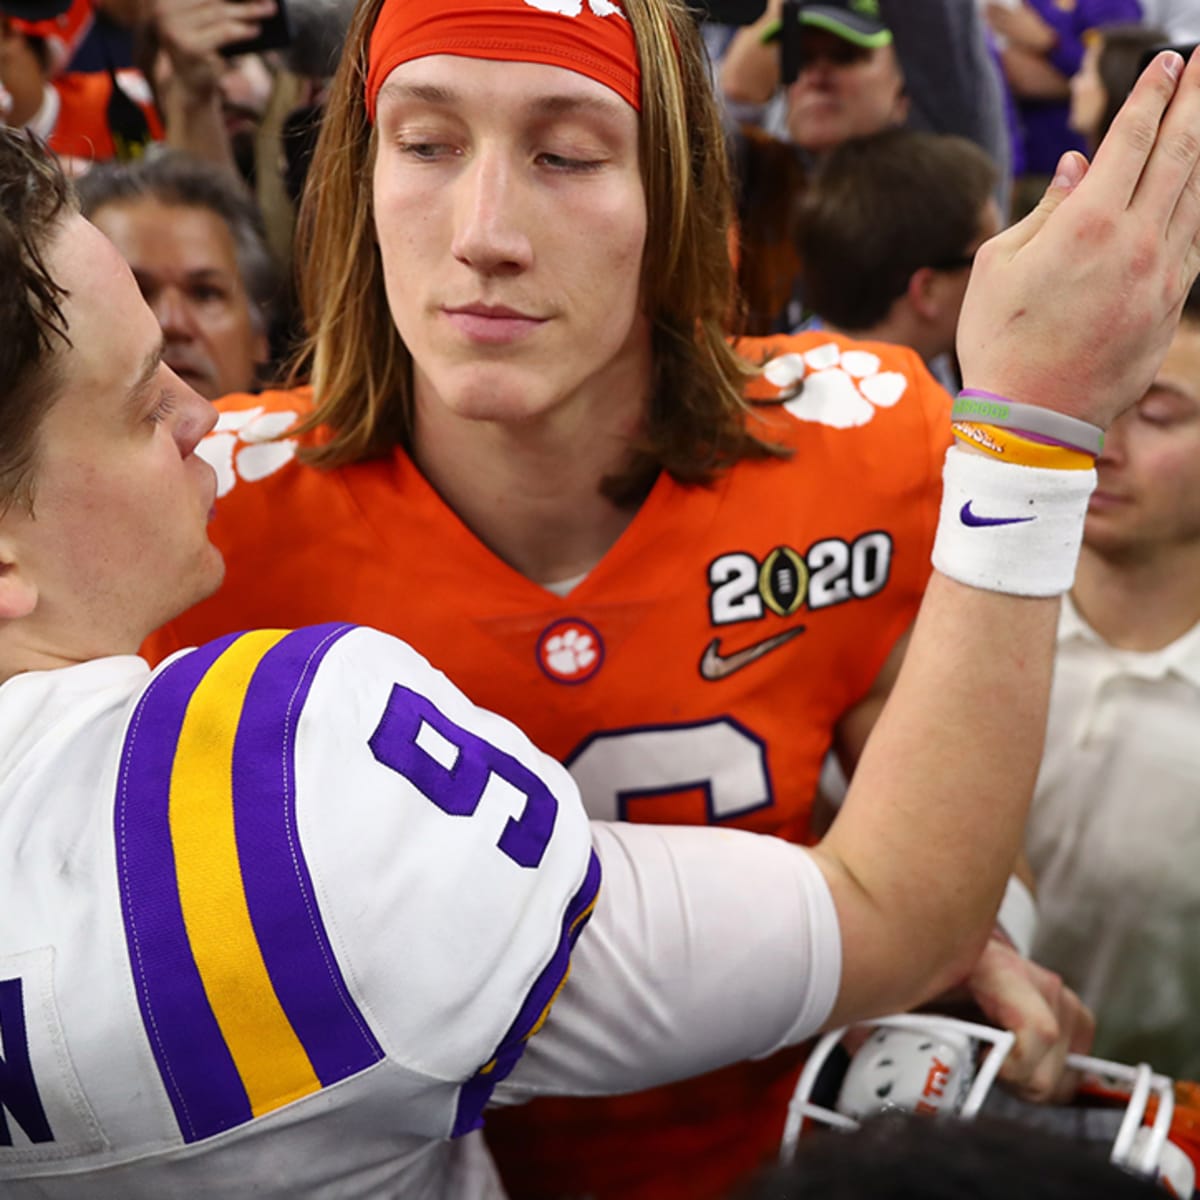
1088;50;1188;213
997;962;1094;1104
965;937;1095;1105
1001;150;1088;254
1134;47;1200;254
157;0;274;53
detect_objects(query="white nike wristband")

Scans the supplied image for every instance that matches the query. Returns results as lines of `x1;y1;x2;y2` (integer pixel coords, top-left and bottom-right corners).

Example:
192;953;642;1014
932;445;1097;596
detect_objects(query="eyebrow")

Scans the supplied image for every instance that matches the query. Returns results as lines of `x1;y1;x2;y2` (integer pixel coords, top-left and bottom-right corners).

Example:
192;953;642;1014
125;341;165;412
375;80;626;121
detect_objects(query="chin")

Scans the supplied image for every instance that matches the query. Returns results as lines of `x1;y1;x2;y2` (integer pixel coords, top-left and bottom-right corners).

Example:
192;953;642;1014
435;369;569;426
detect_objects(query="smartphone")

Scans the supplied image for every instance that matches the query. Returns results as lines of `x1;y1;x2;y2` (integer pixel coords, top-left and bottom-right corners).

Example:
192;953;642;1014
780;0;802;86
219;0;291;58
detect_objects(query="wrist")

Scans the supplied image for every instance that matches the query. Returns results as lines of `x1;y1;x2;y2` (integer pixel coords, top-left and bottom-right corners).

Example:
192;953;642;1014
932;445;1096;596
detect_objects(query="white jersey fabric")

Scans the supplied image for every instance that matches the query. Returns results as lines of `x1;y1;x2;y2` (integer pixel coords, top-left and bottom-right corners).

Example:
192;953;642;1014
0;624;839;1198
1027;598;1200;1077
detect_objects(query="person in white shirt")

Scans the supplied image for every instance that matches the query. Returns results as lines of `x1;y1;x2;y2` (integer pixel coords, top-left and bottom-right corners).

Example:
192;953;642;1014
1028;286;1200;1078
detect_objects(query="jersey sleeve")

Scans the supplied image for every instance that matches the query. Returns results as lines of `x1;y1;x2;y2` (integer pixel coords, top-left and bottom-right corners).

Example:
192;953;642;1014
114;623;598;1146
494;821;841;1102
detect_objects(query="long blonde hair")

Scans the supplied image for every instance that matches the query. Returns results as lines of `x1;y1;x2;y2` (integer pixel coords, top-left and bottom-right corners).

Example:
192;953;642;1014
289;0;783;499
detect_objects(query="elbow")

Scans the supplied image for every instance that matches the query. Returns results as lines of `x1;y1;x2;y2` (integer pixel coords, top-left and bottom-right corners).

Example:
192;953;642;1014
905;921;995;1011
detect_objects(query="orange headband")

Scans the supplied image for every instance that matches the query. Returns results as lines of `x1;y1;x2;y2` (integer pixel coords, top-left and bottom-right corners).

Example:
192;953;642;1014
365;0;641;121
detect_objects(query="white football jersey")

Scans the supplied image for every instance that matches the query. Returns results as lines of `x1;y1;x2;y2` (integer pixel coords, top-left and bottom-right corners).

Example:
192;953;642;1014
0;624;598;1198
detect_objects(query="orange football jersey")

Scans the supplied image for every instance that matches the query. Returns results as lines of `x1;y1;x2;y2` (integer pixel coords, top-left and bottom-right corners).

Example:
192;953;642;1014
148;331;952;1198
48;70;163;163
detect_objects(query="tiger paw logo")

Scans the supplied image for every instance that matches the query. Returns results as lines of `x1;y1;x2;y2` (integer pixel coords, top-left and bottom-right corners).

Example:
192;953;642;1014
525;0;625;16
200;407;300;498
537;618;604;684
763;343;909;429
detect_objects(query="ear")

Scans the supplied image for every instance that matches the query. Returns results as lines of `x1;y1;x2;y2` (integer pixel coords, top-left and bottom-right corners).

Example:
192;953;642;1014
905;267;941;322
0;551;38;621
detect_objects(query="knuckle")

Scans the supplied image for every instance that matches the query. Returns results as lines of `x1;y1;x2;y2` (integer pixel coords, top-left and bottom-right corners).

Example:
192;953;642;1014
1169;128;1200;167
1122;115;1160;158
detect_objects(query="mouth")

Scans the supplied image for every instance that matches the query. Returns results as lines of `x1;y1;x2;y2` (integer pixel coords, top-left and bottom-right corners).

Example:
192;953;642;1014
1088;489;1130;512
441;304;547;345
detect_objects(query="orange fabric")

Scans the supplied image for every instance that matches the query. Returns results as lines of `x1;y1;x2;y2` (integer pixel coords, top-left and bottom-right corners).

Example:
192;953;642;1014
148;331;952;1200
365;0;640;121
47;70;163;163
10;0;93;66
1078;1076;1200;1187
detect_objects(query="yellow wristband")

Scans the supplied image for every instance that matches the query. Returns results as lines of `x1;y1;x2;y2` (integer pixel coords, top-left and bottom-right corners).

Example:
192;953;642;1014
952;422;1096;470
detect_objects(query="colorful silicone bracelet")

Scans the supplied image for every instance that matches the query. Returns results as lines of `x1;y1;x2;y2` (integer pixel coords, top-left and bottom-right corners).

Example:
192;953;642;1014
952;422;1096;470
954;389;1105;457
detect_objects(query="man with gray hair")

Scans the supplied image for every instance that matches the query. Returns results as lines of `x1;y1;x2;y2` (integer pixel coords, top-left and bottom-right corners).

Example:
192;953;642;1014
77;151;278;399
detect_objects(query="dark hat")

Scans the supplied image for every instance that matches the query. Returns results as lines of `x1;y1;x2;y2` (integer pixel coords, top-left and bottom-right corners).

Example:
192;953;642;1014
796;0;891;48
0;0;71;21
761;0;892;51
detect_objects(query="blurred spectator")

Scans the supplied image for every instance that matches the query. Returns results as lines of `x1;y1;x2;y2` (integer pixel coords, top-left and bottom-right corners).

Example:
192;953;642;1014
148;0;354;289
795;129;999;370
719;0;1010;333
150;0;276;174
77;151;278;397
1068;22;1168;153
986;0;1141;216
1026;284;1200;1077
1;0;161;171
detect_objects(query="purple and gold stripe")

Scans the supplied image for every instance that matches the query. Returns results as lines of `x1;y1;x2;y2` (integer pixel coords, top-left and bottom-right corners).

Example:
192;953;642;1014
116;624;383;1143
453;849;602;1136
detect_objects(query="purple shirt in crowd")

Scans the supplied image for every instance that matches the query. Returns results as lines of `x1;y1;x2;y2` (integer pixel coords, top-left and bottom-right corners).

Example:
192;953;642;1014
1016;0;1143;175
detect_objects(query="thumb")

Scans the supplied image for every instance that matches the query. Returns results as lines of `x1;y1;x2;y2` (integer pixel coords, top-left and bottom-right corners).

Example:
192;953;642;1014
1007;151;1090;250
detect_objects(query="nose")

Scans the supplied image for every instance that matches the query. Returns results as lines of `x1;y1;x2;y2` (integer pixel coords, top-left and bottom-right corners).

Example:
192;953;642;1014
175;386;219;458
796;56;836;87
151;286;199;341
449;145;534;275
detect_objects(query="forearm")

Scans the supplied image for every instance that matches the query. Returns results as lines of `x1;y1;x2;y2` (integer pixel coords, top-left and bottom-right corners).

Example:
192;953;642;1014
159;75;239;174
1002;45;1070;100
718;6;782;106
813;572;1058;1023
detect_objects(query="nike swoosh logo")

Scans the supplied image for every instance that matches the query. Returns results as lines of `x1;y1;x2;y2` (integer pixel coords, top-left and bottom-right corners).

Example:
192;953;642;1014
959;501;1037;528
699;627;806;681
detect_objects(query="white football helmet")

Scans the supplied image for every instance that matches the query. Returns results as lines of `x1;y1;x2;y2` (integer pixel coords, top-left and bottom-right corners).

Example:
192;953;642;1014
781;1013;1196;1200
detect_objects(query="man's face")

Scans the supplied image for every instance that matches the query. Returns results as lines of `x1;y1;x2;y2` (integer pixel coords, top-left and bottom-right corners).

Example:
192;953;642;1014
1084;319;1200;565
372;55;651;436
89;199;268;400
785;29;909;154
4;215;224;656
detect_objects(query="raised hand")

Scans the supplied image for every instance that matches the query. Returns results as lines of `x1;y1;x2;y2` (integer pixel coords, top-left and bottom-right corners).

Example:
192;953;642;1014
958;49;1200;431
